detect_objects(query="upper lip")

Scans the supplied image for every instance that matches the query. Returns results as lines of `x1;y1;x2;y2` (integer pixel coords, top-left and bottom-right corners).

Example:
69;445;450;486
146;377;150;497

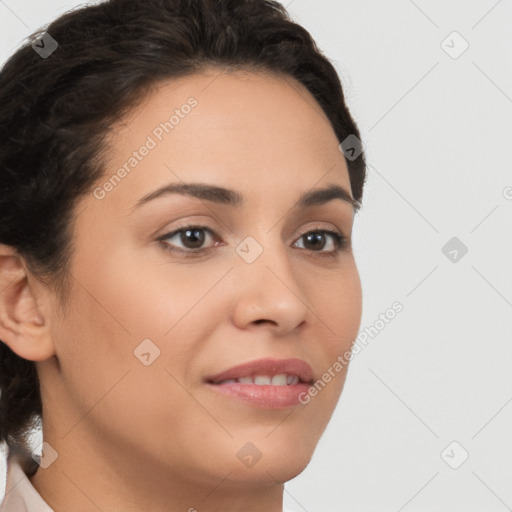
205;357;314;384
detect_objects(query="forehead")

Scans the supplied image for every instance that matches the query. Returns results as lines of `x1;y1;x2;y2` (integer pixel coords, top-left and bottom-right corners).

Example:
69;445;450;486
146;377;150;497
98;69;351;212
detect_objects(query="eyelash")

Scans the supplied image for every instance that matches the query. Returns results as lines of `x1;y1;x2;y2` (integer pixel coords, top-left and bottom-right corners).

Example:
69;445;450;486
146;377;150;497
157;224;349;257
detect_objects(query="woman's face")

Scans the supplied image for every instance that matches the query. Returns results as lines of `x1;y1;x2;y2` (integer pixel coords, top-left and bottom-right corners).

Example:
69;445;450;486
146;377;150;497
40;69;362;490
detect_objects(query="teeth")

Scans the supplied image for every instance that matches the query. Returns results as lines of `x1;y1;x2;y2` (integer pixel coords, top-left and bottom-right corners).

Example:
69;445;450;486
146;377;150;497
287;375;299;385
254;375;272;385
218;374;301;386
271;374;288;386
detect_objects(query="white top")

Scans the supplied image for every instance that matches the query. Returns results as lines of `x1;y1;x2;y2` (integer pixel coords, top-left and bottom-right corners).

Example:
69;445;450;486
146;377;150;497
0;454;53;511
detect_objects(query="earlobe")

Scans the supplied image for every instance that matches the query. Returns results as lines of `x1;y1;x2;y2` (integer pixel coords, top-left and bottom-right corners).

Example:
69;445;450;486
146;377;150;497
0;244;55;362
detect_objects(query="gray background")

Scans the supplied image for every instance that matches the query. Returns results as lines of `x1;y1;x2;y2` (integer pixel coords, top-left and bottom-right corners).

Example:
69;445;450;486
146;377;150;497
0;1;511;510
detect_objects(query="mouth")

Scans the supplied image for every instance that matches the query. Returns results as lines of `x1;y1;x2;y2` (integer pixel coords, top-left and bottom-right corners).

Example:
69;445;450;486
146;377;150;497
207;374;311;386
204;357;315;409
205;357;314;385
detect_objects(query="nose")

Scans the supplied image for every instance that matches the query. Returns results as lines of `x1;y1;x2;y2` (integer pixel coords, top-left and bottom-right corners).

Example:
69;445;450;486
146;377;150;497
230;241;310;335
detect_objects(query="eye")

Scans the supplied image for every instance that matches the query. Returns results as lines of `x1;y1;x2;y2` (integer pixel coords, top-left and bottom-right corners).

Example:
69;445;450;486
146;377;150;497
157;225;348;256
158;225;218;253
293;229;348;254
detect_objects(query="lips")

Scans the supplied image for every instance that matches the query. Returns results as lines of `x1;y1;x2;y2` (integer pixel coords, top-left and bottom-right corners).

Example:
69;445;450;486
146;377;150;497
205;357;314;385
204;357;315;409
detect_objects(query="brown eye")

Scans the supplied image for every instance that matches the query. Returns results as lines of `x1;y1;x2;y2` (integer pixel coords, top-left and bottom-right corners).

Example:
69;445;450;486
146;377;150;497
157;225;347;257
293;230;347;254
159;225;217;253
177;228;206;249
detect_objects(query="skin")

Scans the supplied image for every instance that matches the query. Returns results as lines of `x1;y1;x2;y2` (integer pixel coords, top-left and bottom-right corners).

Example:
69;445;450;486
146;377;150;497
0;68;362;512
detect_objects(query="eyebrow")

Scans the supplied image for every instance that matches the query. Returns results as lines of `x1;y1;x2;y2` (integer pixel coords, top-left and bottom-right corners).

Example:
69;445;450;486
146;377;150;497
132;182;359;212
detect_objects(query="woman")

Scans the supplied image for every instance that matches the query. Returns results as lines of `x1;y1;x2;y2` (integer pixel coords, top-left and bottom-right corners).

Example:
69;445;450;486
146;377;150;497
0;0;367;510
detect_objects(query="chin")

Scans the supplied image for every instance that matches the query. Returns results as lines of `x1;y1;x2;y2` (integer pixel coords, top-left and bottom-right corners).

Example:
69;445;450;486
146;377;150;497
223;446;315;487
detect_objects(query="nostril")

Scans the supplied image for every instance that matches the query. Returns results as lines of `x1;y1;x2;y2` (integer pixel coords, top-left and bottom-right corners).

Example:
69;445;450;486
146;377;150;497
253;319;276;325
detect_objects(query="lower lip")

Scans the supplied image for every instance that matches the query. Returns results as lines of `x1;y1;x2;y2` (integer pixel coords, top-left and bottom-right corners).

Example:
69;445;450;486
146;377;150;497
205;382;312;409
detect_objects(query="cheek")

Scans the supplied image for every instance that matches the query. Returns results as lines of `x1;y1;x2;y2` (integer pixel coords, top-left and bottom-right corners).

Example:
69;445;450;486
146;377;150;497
53;246;230;419
69;237;214;341
336;267;363;343
292;260;362;413
50;282;208;458
309;259;362;350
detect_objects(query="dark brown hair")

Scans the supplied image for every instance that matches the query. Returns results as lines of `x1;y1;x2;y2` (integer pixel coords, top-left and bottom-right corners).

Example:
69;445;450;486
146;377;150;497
0;0;367;475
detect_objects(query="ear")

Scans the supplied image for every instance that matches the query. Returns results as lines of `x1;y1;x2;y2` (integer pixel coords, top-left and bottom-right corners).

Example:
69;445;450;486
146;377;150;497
0;244;55;361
